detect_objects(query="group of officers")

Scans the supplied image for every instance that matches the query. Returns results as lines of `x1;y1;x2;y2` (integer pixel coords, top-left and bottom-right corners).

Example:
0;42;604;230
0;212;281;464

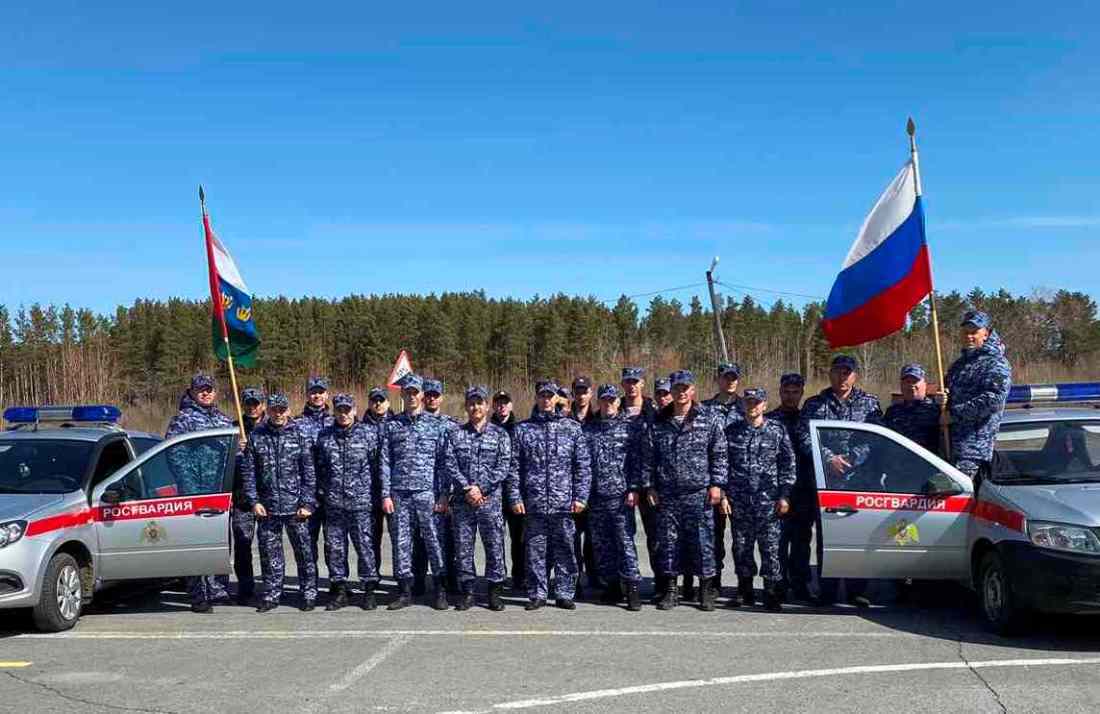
164;308;1012;615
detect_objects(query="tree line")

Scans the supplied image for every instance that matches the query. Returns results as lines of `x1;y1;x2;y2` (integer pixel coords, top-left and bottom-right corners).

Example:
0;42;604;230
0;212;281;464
1;287;1098;425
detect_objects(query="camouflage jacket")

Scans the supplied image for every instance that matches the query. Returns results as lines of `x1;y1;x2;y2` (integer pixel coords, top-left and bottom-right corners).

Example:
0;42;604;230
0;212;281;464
506;410;592;514
797;387;884;469
646;403;728;495
316;422;381;511
442;421;512;500
583;412;645;504
766;405;816;505
165;393;234;495
885;398;941;453
294;404;335;447
241;419;317;515
380;411;450;497
947;331;1012;461
727;418;796;503
702;394;746;429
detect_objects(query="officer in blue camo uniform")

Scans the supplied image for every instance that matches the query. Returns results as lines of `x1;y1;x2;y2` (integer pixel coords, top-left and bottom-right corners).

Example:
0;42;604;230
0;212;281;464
419;378;460;595
362;387;393;571
165;373;235;613
231;387;265;606
492;391;526;593
884;364;941;453
797;354;884;607
584;384;644;611
317;394;382;611
506;380;593;610
727;388;796;611
946;311;1012;479
646;370;728;611
699;362;745;601
241;393;319;612
295;377;335;574
768;373;814;602
442;386;512;611
380;374;452;610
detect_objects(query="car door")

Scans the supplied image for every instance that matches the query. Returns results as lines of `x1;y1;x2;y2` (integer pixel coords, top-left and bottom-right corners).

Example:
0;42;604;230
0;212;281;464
91;428;237;580
811;419;974;579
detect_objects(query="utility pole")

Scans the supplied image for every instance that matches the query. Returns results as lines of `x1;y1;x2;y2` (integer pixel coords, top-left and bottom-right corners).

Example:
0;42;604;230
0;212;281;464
705;256;730;364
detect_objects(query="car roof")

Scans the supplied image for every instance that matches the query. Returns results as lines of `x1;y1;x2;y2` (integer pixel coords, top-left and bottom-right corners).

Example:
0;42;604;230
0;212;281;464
1002;407;1100;424
0;427;161;443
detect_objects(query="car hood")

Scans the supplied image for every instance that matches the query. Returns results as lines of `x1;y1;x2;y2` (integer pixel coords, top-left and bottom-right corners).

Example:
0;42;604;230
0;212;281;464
996;482;1100;527
0;493;67;522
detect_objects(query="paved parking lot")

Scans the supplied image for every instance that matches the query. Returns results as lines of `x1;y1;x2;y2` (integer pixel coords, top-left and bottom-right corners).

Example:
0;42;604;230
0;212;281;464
3;536;1100;713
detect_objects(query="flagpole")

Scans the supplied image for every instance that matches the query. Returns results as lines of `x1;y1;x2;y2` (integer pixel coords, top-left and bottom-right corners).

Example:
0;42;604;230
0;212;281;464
907;118;951;459
200;185;247;444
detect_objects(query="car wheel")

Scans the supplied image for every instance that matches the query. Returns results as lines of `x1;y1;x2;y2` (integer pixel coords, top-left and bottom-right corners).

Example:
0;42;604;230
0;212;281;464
979;550;1026;635
32;553;83;632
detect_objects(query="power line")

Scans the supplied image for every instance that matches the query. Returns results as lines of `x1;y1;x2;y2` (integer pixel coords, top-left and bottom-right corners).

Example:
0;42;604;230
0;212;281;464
596;282;707;305
715;280;824;301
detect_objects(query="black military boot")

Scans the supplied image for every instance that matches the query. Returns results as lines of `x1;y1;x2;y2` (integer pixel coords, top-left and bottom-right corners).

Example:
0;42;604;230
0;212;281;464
739;579;756;607
699;577;717;612
191;600;214;614
625;581;642;612
726;585;742;608
412;577;427;597
555;597;576;610
325;582;349;611
256;601;278;613
360;589;377;611
455;582;475;611
300;598;316;612
656;584;680;611
387;579;413;611
432;576;449;610
651;575;668;605
525;598;546;611
599;578;623;605
681;575;696;602
763;586;783;612
488;583;505;612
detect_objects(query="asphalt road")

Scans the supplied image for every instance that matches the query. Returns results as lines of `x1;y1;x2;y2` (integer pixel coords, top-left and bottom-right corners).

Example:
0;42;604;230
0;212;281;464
3;534;1100;713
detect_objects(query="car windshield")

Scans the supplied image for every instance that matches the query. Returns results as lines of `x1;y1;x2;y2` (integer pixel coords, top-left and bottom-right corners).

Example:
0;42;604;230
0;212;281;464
0;439;92;493
993;420;1100;484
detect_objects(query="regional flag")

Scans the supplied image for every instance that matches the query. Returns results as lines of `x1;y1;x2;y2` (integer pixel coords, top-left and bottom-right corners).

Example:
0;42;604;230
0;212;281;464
203;206;260;367
821;160;932;348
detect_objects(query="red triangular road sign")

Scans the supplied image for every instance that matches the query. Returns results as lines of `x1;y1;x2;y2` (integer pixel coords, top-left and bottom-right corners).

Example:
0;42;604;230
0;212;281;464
387;350;413;390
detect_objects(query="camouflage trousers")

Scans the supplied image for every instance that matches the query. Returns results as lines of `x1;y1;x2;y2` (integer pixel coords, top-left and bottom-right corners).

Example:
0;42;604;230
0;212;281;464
732;500;782;586
257;514;318;604
187;574;229;605
589;500;641;583
954;458;987;479
231;507;257;599
525;513;577;601
656;490;716;579
324;508;379;588
389;489;447;580
451;493;506;586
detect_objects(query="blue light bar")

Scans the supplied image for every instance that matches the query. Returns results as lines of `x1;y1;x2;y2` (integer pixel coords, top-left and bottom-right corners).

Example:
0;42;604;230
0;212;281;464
2;405;122;424
1007;383;1100;405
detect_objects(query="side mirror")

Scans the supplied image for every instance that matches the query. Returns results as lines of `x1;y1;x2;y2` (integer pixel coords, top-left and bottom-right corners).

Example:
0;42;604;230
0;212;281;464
925;475;963;498
101;488;122;505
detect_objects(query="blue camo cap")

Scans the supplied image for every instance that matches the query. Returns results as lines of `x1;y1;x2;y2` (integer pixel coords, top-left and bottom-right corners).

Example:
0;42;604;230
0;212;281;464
333;393;355;409
717;362;742;378
267;393;289;409
961;310;992;329
535;379;559;395
306;376;329;392
598;384;621;400
654;377;672;393
399;374;423;392
900;363;927;381
241;387;264;404
465;385;489;401
621;367;644;382
423;379;444;395
831;354;859;372
743;388;767;402
368;387;388;401
779;373;805;388
190;373;215;391
670;370;695;386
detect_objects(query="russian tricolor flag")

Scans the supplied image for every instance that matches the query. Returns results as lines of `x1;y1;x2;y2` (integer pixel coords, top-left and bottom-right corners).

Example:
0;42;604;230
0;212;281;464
821;160;933;348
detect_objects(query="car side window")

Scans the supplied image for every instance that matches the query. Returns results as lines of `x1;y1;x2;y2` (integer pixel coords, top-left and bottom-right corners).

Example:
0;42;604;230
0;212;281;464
819;426;946;494
112;435;232;502
89;440;132;491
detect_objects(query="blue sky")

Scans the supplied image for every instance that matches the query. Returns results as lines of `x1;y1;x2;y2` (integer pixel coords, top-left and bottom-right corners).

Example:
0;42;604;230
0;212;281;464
2;2;1097;315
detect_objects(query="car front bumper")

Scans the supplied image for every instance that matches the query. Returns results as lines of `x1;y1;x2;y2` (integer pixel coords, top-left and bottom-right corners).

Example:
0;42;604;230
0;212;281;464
1002;541;1100;614
0;537;50;609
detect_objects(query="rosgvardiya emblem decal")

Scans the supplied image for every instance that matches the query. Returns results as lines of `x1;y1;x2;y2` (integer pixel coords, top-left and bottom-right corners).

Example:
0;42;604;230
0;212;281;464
141;520;165;544
888;519;919;546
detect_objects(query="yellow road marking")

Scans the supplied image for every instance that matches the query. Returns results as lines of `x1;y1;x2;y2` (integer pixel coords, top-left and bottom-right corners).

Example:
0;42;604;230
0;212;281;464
0;662;32;668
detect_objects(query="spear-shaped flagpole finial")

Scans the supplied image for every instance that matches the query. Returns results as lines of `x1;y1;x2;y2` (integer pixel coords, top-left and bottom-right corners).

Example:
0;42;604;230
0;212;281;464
198;184;205;204
907;116;916;137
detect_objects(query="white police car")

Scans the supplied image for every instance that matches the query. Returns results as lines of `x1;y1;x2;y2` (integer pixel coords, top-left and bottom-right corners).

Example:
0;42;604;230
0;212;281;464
0;406;236;631
810;383;1100;634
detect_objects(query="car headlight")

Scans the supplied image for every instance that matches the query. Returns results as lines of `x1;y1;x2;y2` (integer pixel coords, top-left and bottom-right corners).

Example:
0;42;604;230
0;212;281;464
0;521;26;549
1027;521;1100;555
